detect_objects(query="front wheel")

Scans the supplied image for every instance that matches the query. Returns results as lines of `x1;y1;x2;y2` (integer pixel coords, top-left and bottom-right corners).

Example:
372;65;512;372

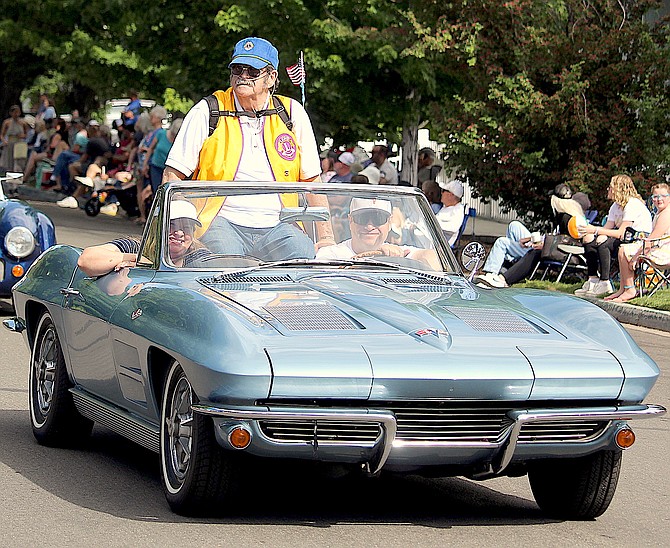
528;450;622;520
159;360;238;516
29;312;93;446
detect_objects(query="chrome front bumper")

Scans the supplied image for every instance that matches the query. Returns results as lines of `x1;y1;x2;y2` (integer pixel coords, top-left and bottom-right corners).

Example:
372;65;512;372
191;403;666;474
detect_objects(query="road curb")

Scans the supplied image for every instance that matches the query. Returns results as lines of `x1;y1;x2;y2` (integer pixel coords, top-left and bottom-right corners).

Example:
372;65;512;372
583;296;670;332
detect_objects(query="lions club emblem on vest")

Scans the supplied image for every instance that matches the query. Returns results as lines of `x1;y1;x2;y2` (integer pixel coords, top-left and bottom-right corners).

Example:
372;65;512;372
275;133;297;161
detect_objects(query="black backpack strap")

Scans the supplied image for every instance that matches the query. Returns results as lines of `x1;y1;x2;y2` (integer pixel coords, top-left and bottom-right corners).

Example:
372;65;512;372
204;94;293;136
204;94;221;137
272;96;293;132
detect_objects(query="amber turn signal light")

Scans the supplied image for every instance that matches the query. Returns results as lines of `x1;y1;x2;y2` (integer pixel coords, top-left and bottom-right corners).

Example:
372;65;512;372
12;265;25;278
615;427;635;449
228;426;252;449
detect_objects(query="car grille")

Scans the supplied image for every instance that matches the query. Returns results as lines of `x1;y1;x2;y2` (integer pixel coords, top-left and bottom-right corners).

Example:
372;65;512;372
259;407;610;445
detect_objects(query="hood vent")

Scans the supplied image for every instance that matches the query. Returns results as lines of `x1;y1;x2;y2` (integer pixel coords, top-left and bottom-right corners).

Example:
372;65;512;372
446;306;539;333
380;276;457;293
263;302;358;331
200;274;293;286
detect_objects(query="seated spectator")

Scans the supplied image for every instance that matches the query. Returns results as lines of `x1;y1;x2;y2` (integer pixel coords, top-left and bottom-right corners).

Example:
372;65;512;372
418;148;441;187
421;180;443;214
474;221;538;288
368;144;398;185
350;163;380;185
316;198;440;269
111;126;135;170
78;200;212;276
320;151;336;182
328;151;355;182
605;182;670;302
23;119;69;181
476;187;591;288
576;174;652;296
50;120;102;193
435;180;465;246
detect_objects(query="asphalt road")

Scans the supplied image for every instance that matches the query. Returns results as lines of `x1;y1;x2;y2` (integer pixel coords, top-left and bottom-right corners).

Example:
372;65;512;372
0;203;668;547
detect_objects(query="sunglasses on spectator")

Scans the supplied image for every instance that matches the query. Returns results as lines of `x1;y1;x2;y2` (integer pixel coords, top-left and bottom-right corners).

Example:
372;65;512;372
351;210;391;227
230;64;266;78
169;220;195;235
652;194;670;200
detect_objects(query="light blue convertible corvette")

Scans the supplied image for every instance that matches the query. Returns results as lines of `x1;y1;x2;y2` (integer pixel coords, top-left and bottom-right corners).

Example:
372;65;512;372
4;181;665;518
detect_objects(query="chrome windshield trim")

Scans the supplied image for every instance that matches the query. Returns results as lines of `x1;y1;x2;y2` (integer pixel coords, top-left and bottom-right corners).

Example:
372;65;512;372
496;404;666;473
191;405;397;474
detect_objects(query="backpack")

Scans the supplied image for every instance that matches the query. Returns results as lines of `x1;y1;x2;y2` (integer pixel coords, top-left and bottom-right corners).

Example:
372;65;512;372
203;94;293;137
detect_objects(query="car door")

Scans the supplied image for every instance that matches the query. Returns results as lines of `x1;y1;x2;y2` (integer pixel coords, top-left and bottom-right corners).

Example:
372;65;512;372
60;266;156;406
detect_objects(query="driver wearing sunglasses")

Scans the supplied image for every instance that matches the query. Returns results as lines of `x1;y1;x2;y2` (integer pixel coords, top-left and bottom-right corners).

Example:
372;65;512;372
316;198;441;269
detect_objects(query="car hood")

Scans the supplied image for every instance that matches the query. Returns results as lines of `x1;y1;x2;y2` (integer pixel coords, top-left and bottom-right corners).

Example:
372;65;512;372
202;272;643;402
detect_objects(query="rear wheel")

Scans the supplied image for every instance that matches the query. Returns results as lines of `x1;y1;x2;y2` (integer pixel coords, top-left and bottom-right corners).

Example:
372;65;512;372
84;197;100;216
29;312;93;446
159;360;238;516
528;450;622;520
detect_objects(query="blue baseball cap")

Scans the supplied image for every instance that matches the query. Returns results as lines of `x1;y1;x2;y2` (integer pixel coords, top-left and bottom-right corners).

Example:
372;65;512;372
229;37;279;70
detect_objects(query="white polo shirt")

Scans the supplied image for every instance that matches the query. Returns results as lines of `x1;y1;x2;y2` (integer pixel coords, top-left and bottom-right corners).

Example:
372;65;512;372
166;92;321;228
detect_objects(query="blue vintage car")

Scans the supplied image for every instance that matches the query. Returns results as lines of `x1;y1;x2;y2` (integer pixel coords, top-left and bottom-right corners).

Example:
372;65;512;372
0;173;56;298
4;181;665;518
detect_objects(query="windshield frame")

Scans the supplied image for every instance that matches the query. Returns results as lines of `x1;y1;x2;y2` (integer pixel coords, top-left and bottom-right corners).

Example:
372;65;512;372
145;181;460;274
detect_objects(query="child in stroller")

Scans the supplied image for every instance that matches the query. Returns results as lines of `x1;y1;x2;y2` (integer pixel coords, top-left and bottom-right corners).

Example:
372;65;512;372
75;159;145;218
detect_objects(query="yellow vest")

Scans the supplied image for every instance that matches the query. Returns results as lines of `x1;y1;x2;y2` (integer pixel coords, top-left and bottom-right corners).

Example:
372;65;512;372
193;88;302;237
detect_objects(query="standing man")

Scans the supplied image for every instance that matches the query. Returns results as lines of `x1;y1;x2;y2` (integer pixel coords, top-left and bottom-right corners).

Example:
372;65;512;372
122;91;142;131
164;36;334;259
369;144;398;186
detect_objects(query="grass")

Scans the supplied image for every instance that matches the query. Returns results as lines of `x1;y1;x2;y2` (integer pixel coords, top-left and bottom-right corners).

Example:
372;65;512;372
515;279;670;312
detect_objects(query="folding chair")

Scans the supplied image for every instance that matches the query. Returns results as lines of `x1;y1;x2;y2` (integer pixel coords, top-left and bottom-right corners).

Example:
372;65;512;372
449;206;475;252
636;256;670;298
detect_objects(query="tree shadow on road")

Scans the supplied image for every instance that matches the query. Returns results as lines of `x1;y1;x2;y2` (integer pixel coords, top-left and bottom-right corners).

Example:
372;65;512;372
0;409;557;527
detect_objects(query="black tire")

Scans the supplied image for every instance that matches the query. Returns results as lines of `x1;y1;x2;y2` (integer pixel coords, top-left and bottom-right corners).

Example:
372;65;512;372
29;312;94;446
159;360;238;516
528;450;622;520
84;197;100;216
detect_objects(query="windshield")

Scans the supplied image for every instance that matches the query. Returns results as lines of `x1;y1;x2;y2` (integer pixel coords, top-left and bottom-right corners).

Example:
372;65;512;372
158;183;457;274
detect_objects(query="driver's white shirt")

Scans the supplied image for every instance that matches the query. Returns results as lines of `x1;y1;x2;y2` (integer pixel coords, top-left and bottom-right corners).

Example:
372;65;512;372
316;239;421;260
166;92;321;229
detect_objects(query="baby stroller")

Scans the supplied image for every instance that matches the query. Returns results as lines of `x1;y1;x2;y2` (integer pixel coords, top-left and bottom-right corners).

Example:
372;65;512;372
81;171;141;217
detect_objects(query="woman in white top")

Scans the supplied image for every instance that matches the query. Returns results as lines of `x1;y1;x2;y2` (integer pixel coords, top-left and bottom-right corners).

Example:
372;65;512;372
604;182;670;302
576;174;652;296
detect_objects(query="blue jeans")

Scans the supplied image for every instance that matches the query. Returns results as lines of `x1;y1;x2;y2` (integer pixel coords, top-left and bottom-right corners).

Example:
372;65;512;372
201;216;315;261
149;164;164;193
52;150;81;194
482;220;531;274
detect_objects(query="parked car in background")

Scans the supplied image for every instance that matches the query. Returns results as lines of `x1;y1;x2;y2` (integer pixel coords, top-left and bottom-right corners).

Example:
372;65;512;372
0;172;56;299
4;181;665;518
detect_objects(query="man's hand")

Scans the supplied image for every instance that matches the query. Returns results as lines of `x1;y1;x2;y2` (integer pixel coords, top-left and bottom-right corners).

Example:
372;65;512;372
379;244;410;257
314;238;336;252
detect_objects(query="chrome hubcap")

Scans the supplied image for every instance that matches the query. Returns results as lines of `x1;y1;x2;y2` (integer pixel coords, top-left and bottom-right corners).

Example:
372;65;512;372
166;376;193;482
34;325;57;414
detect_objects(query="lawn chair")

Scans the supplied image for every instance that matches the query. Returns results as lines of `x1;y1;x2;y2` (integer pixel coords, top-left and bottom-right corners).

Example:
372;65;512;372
448;206;475;252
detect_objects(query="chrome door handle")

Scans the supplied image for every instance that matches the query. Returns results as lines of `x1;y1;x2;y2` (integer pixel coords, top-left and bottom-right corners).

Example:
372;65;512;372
59;288;81;297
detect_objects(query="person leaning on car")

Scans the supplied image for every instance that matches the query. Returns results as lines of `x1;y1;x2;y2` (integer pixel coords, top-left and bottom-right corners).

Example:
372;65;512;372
162;36;335;258
316;198;440;270
78;200;212;276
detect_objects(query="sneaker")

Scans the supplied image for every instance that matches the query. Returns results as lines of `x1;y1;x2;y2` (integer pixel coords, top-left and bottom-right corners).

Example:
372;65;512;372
587;280;613;296
474;272;508;288
100;203;118;216
56;196;79;209
574;279;595;295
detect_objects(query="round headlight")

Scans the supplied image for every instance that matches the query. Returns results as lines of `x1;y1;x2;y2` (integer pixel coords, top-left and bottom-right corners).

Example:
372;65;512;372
5;226;36;258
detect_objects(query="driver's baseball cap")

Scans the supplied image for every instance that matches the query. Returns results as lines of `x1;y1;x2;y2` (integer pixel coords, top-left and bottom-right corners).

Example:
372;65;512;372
170;200;202;227
350;197;392;215
229;37;279;70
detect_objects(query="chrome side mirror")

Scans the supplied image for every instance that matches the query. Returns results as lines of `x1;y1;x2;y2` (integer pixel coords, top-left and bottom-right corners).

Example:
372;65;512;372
460;241;486;281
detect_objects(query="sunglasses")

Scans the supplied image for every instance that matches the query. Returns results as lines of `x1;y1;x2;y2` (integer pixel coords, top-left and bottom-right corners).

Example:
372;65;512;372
230;64;265;78
351;210;391;227
652;194;670;200
169;220;195;235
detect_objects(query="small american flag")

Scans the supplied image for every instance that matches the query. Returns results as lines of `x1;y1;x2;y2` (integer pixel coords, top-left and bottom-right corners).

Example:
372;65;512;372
286;51;306;105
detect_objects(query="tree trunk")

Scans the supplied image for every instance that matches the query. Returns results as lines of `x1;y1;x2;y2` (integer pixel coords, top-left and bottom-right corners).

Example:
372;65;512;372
400;89;420;187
